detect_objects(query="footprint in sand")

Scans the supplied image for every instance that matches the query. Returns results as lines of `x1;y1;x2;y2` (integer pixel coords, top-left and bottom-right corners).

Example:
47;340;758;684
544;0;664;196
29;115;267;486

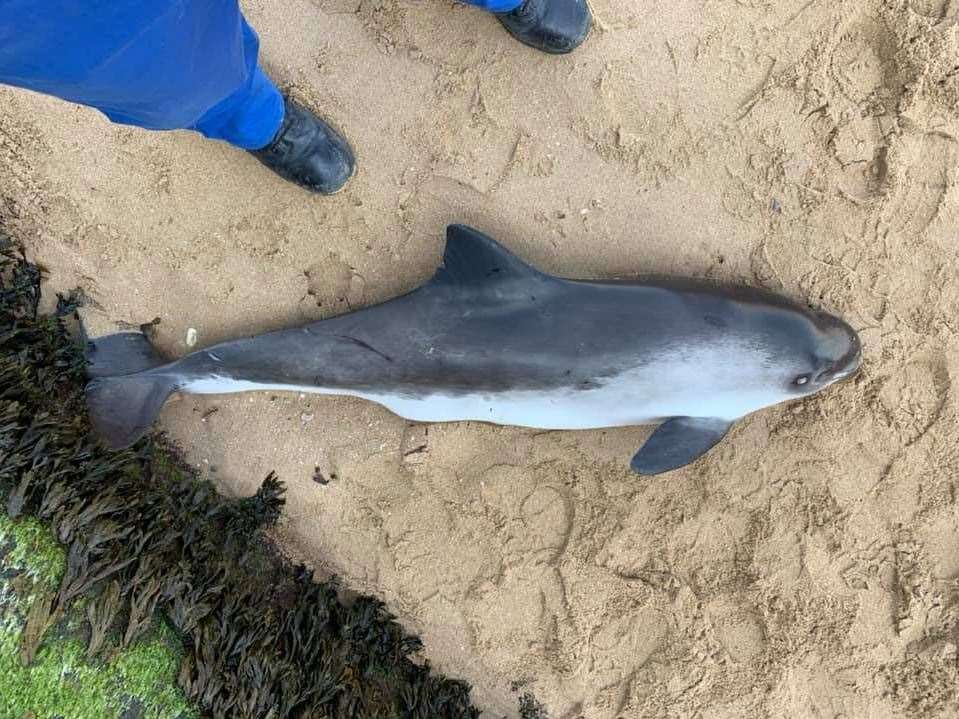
876;355;951;446
303;253;366;309
825;17;904;200
882;132;958;237
908;0;950;20
829;18;903;113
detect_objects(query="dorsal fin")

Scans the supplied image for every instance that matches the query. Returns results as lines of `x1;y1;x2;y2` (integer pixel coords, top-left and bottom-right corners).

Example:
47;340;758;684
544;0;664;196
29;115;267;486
430;225;548;289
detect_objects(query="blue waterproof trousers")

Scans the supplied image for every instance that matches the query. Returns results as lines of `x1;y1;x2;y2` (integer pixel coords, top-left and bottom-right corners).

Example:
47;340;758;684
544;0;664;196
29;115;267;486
467;0;524;11
0;0;522;150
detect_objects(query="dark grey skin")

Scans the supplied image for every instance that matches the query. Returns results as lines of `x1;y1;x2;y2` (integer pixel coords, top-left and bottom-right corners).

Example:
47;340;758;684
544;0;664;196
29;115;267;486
87;225;862;475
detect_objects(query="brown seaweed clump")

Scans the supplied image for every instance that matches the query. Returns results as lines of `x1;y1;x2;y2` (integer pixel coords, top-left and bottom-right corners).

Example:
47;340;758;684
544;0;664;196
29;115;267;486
0;239;480;719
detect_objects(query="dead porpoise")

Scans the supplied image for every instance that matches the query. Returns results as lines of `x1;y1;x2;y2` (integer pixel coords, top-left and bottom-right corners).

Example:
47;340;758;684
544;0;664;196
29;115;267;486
86;224;862;475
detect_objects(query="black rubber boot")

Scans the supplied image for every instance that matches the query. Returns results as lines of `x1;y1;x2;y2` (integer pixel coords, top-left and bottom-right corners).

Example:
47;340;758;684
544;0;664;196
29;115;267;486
496;0;592;55
251;97;355;195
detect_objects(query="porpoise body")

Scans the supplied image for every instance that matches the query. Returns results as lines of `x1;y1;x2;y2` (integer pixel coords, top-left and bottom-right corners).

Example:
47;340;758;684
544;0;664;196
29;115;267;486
86;225;862;474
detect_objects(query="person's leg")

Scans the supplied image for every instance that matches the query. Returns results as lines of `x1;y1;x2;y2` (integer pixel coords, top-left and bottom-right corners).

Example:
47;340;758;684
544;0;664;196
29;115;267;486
184;14;285;151
192;17;355;194
0;1;265;137
192;16;355;193
0;0;353;193
461;0;592;54
193;65;284;151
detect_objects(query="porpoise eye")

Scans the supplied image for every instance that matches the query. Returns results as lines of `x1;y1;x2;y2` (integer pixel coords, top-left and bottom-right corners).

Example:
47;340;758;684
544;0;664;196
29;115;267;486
794;375;810;387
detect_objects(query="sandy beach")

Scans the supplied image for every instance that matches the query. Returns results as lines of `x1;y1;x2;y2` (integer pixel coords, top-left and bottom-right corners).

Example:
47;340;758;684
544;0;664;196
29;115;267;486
2;0;959;716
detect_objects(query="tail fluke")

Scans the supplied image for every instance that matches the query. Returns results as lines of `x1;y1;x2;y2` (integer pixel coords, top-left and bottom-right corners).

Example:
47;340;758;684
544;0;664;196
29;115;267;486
85;333;175;449
86;332;168;378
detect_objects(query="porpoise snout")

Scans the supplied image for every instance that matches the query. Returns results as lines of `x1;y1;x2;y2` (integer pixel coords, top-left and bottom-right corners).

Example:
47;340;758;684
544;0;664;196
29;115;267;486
814;313;862;385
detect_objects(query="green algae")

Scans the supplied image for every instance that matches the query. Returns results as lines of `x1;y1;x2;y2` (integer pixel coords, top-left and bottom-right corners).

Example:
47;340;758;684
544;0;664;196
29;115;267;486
1;516;194;719
0;625;194;719
0;515;65;590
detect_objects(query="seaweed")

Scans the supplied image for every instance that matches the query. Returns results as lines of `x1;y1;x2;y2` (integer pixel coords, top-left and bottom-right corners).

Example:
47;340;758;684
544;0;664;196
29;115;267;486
0;240;479;719
518;693;549;719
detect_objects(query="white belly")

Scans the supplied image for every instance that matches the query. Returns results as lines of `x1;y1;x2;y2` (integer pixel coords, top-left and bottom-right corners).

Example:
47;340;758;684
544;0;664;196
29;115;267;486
183;358;789;430
185;376;644;429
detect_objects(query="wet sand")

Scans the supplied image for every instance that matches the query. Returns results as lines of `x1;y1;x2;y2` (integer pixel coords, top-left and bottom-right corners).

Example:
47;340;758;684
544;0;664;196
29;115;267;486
2;0;959;715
